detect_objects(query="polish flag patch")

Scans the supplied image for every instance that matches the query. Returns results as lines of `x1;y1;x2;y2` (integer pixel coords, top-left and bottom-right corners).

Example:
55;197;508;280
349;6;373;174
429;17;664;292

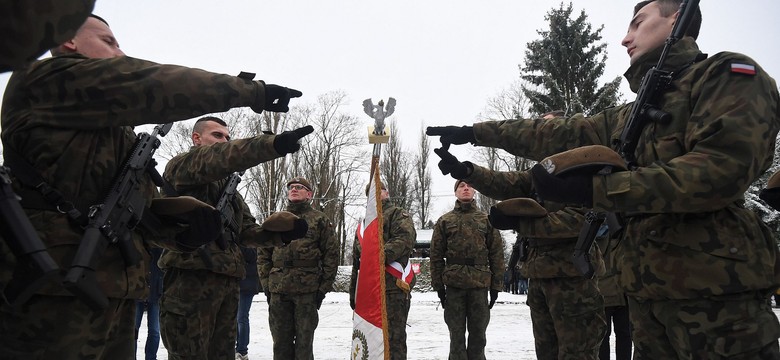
731;63;756;75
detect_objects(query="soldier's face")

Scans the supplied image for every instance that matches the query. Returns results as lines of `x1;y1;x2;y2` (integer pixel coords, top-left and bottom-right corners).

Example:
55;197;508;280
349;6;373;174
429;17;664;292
621;2;676;65
288;184;312;202
192;121;230;146
455;182;474;202
65;17;124;58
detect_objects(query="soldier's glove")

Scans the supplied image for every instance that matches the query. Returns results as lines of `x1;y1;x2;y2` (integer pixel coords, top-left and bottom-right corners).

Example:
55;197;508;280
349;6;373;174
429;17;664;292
489;289;499;309
174;207;224;252
316;291;326;310
488;206;519;230
530;164;593;207
760;188;780;211
426;126;476;148
433;147;472;179
273;125;314;155
261;84;302;113
280;219;308;245
437;288;446;309
264;290;271;304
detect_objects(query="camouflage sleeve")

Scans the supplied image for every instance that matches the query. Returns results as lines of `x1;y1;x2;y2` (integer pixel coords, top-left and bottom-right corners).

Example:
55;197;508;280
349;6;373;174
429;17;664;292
515;206;587;238
318;216;339;294
472;111;615;161
237;199;284;248
464;163;534;200
257;247;273;291
0;0;94;71
429;217;447;291
384;208;415;263
593;55;780;213
15;54;266;129
164;136;281;189
487;226;505;291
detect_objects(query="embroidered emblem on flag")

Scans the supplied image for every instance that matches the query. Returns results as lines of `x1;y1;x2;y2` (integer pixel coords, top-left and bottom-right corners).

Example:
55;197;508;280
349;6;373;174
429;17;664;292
731;63;756;75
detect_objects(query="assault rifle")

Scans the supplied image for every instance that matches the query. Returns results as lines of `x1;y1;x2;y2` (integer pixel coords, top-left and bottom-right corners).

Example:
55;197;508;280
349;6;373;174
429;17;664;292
215;171;245;249
0;166;60;307
572;0;700;278
62;123;173;310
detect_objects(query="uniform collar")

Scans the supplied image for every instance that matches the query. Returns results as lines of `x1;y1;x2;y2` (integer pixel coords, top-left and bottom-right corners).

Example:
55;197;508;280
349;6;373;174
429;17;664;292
624;37;703;93
286;200;312;213
454;200;475;212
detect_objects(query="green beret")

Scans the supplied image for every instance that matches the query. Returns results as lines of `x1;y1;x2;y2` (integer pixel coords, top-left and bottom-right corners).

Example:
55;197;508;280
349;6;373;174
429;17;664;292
262;211;300;232
539;145;627;176
494;198;547;217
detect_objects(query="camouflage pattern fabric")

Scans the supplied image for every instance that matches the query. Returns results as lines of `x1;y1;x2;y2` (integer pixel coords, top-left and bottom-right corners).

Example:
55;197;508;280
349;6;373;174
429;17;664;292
430;201;505;291
349;199;416;360
0;0;95;71
267;292;319;360
442;287;491;360
0;296;135;360
596;233;625;307
258;200;338;359
159;268;238;360
527;277;605;360
159;137;286;358
471;37;780;357
463;163;605;359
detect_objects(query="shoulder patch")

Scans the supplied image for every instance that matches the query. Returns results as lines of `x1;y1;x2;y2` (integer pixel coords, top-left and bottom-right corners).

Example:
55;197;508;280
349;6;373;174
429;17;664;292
730;62;756;75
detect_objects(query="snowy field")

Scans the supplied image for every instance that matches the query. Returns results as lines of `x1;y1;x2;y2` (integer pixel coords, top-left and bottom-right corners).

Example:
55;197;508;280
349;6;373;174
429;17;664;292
136;292;780;360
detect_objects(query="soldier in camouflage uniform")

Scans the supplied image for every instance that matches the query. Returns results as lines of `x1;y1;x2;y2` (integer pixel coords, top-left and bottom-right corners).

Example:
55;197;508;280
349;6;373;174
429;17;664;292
596;228;632;360
428;1;780;358
435;155;606;359
0;0;95;71
430;180;504;360
258;177;339;360
350;182;417;360
0;14;301;359
160;117;311;360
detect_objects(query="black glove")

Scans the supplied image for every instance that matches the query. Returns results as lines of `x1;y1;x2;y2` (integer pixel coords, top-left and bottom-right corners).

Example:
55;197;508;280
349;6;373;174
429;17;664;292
488;206;519;230
489;289;499;309
433;147;472;179
760;188;780;211
530;164;593;207
280;218;308;245
263;84;302;113
316;291;326;310
264;290;271;304
273;125;314;155
437;288;447;309
426;126;476;147
174;207;223;252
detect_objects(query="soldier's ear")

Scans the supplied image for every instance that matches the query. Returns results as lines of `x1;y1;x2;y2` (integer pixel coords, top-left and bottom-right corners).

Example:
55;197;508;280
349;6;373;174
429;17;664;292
191;132;201;146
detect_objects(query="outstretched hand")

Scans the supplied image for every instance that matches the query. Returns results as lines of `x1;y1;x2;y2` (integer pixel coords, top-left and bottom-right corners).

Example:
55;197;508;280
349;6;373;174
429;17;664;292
273;125;314;155
426;126;476;148
433;148;471;179
264;84;303;113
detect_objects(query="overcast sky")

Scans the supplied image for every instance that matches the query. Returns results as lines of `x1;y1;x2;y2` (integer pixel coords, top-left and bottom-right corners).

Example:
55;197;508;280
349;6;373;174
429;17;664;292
1;0;778;219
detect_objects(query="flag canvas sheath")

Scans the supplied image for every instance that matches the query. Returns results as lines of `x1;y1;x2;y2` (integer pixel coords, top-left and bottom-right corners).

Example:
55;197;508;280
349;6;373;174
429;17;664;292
352;157;389;360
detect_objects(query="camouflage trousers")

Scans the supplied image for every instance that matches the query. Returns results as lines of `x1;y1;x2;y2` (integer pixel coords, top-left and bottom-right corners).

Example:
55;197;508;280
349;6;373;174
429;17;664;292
628;294;780;359
387;289;411;360
443;286;490;360
160;268;239;360
526;276;605;360
0;295;135;359
268;291;319;360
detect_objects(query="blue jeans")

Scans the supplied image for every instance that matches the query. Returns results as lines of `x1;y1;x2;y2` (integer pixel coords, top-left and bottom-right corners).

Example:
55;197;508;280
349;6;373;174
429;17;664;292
135;300;160;360
236;291;255;355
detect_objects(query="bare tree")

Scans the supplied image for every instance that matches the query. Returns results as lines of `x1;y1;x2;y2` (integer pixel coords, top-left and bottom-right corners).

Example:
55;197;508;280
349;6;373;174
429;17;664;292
412;124;433;228
381;120;414;210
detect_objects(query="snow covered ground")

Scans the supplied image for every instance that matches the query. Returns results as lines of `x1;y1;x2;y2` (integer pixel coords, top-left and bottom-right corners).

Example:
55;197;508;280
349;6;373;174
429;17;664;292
136;292;780;360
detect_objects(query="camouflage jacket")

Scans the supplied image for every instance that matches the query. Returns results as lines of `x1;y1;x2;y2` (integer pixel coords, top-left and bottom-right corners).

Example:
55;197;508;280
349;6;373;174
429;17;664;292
464;164;603;279
350;199;416;295
597;234;626;307
258;201;339;295
0;0;95;71
159;141;286;278
0;54;265;299
430;201;504;291
473;37;780;299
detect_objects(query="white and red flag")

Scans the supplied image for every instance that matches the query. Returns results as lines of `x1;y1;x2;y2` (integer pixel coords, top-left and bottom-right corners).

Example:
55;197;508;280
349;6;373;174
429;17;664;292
352;158;389;360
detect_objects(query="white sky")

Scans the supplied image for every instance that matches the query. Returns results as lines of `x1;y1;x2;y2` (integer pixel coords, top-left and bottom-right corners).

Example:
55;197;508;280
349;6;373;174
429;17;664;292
1;0;778;219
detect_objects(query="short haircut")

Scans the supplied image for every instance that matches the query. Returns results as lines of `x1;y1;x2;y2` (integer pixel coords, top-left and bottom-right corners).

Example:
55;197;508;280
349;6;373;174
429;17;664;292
89;14;109;27
50;14;111;56
541;110;566;118
634;0;701;40
193;116;227;134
